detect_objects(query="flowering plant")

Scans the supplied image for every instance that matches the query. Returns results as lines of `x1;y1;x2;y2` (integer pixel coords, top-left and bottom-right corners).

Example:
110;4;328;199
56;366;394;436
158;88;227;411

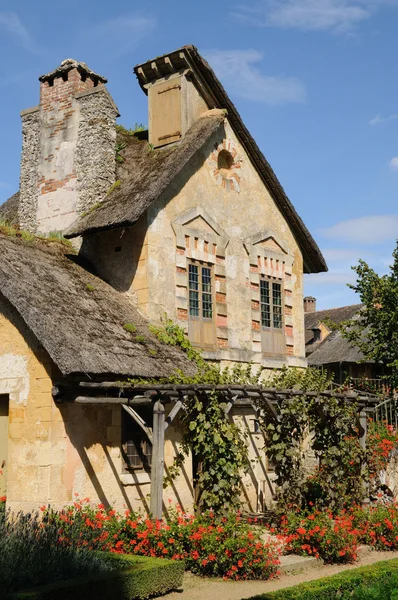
44;498;280;581
367;420;398;477
279;509;359;564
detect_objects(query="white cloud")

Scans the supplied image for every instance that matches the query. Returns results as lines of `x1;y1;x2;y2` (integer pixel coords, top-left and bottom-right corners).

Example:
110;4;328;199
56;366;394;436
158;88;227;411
322;248;366;262
204;49;306;105
306;270;357;286
231;0;398;35
88;14;156;57
320;215;398;244
389;157;398;171
0;12;40;53
370;113;398;126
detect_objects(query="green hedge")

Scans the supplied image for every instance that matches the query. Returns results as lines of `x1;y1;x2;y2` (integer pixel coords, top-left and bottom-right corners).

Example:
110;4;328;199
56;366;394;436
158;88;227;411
6;553;185;600
245;558;398;600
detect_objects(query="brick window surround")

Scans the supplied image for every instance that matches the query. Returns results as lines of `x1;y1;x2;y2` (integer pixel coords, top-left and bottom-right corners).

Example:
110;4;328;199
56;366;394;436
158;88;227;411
244;230;295;357
171;207;229;350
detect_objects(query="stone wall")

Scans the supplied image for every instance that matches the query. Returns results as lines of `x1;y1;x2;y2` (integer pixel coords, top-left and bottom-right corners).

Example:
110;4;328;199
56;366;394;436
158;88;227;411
19;108;40;231
75;88;117;215
19;67;118;234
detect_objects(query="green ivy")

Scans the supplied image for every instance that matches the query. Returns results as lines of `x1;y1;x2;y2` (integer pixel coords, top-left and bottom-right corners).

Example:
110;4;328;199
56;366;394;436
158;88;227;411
135;317;263;512
260;367;365;512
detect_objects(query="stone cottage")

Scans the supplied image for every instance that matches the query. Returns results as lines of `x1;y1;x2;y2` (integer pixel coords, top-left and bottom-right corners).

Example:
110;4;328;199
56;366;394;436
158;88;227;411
0;46;326;515
304;299;385;383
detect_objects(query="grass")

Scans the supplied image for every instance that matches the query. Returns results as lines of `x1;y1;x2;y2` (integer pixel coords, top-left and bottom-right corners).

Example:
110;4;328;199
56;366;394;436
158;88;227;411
106;180;121;196
134;335;146;344
86;284;95;292
0;221;75;251
123;323;137;333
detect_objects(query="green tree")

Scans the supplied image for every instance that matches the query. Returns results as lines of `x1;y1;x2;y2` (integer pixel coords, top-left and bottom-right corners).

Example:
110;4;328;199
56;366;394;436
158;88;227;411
342;240;398;391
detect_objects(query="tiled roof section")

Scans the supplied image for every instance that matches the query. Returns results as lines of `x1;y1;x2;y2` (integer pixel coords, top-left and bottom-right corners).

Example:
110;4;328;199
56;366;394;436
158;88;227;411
305;304;366;366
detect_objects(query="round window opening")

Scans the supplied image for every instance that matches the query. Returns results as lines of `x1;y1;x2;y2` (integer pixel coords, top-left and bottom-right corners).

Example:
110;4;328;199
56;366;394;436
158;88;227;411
217;149;234;176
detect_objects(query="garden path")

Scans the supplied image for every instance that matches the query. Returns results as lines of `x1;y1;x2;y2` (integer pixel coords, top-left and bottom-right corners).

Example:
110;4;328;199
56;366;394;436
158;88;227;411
163;549;398;600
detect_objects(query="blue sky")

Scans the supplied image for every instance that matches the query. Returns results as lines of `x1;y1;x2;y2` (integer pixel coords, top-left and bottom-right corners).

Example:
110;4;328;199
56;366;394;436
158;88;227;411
1;0;398;310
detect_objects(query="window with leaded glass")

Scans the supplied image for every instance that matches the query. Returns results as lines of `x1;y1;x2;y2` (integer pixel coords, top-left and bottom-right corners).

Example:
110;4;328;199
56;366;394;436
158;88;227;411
187;260;215;349
260;276;285;356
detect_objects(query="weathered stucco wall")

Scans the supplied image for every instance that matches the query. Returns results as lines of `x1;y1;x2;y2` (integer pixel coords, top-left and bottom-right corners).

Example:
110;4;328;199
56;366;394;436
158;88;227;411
0;292;275;513
83;116;306;369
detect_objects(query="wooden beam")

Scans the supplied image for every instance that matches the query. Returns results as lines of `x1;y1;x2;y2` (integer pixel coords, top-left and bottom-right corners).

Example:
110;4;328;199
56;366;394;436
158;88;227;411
359;410;370;507
72;396;152;406
122;405;153;444
150;400;165;520
224;394;239;416
165;400;184;431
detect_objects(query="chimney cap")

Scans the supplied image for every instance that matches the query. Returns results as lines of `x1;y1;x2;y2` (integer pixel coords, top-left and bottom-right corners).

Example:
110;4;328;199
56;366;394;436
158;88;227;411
39;59;108;85
304;296;316;302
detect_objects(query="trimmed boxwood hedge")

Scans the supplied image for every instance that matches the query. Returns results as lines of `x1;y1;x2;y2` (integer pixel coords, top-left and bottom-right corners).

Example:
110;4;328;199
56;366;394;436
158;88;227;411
246;558;398;600
6;553;185;600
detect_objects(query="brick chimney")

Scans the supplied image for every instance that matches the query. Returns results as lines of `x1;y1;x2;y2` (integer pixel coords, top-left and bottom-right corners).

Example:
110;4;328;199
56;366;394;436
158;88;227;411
304;296;317;313
19;59;119;234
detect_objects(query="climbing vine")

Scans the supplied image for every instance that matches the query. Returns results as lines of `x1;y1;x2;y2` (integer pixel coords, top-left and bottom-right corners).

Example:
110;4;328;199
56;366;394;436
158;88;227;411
133;318;262;513
134;319;377;514
260;367;366;512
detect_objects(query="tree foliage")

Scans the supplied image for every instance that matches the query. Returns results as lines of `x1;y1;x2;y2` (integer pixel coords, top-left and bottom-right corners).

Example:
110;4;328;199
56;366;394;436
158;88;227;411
342;241;398;390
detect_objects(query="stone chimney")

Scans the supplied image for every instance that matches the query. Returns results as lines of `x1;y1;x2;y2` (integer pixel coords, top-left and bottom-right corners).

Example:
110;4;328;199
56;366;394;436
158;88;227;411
304;296;317;313
134;50;210;148
19;59;119;234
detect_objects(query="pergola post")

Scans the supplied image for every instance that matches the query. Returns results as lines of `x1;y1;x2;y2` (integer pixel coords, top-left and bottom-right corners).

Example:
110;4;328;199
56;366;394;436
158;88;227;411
359;410;370;507
150;399;165;520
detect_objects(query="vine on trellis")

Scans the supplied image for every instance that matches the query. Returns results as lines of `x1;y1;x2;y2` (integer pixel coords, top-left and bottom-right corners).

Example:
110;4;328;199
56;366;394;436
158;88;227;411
134;318;376;513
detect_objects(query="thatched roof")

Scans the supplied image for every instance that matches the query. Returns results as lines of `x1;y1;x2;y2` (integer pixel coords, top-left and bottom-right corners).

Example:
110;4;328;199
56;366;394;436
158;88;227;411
64;111;225;238
65;45;326;274
305;304;366;365
0;192;20;226
0;233;195;378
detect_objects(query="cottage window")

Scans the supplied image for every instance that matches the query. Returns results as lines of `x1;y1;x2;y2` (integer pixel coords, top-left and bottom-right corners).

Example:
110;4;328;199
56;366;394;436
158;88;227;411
121;407;152;471
260;276;285;355
188;261;216;349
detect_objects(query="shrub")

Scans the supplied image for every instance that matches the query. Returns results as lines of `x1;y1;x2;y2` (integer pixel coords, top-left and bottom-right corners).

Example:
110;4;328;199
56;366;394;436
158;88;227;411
6;554;184;600
280;509;359;564
123;323;137;333
248;559;398;599
44;501;280;581
351;503;398;550
1;510;111;594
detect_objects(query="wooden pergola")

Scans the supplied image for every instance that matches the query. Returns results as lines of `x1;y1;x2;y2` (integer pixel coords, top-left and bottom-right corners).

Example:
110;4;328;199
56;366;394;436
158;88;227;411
53;382;381;519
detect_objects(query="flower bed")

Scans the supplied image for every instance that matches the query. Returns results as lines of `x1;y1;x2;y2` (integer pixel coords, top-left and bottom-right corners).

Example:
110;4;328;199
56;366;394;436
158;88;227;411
44;500;280;581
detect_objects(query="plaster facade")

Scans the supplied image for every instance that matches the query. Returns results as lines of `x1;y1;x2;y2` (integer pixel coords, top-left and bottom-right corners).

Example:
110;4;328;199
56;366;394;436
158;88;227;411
82;119;306;370
0;293;275;513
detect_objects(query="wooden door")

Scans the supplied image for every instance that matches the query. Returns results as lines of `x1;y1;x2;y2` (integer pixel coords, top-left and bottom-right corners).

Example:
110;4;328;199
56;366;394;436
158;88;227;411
0;395;9;497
